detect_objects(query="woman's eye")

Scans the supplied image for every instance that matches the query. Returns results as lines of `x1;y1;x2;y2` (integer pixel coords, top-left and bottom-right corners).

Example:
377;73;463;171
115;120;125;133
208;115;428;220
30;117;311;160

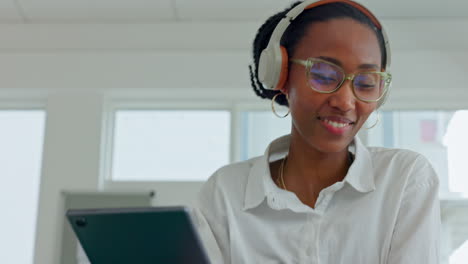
356;84;376;90
312;73;336;83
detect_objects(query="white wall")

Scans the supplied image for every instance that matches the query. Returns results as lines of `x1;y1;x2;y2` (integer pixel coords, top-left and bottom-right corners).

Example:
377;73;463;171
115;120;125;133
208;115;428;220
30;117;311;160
0;20;467;264
31;93;103;264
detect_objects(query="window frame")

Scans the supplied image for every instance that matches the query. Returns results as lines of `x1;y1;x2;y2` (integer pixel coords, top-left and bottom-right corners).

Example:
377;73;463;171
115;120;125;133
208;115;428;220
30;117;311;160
101;98;247;189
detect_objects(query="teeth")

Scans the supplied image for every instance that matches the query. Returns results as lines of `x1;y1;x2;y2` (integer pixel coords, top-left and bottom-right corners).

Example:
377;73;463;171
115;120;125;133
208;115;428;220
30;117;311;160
324;119;349;128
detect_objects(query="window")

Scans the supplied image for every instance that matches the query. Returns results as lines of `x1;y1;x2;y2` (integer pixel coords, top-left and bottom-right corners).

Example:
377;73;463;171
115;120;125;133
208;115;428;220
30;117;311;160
0;110;46;264
240;111;291;160
111;110;230;181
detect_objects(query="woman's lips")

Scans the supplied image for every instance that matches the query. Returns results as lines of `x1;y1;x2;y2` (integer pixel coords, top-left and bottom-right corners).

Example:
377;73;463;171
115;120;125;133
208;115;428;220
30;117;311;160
318;116;355;135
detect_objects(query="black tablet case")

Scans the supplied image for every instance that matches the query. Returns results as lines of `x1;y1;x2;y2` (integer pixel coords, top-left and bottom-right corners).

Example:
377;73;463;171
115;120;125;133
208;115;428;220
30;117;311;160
67;207;210;264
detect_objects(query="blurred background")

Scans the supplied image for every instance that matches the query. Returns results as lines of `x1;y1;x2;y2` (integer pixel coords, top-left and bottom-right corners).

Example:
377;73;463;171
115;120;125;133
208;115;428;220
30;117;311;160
1;0;468;263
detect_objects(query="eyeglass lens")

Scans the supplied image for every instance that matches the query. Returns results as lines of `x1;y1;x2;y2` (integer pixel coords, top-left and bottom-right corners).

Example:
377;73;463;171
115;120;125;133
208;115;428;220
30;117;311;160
308;61;385;101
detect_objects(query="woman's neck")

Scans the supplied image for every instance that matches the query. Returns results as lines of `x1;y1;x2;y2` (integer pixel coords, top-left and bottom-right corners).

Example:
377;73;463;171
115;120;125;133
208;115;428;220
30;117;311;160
282;131;352;208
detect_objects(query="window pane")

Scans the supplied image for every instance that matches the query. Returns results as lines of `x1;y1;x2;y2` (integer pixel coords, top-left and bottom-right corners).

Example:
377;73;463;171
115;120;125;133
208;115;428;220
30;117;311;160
240;111;291;160
111;110;230;181
0;110;45;264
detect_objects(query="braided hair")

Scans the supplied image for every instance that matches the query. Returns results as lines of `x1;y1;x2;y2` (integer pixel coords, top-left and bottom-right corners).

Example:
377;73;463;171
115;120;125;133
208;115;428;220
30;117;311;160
249;1;387;107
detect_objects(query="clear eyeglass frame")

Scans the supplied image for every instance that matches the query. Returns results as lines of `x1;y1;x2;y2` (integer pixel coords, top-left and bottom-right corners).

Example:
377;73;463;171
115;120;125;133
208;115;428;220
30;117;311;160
290;58;392;103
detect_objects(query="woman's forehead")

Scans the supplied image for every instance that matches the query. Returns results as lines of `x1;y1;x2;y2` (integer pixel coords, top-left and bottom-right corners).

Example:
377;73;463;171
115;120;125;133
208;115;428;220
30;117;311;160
292;18;382;67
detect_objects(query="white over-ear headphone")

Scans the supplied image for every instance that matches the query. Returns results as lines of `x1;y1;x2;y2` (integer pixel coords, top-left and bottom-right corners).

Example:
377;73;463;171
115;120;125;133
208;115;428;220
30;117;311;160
258;0;391;95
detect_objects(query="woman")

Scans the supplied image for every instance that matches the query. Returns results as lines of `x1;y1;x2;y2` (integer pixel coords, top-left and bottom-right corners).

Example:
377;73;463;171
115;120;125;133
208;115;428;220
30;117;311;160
195;1;440;263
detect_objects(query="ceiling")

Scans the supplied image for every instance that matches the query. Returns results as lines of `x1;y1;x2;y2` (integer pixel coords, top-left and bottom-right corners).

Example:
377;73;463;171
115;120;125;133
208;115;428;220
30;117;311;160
1;0;468;24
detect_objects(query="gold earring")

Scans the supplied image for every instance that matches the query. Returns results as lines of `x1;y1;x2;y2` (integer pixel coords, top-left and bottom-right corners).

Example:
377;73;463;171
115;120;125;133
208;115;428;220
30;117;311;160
271;93;290;118
364;110;380;129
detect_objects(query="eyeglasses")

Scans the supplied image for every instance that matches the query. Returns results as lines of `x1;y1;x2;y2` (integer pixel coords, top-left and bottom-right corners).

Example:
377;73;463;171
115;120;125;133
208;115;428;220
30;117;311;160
291;58;392;103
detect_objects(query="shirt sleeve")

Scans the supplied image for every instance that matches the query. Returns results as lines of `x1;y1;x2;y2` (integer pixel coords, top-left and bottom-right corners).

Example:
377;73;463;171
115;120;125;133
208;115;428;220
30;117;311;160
387;155;441;264
192;175;230;264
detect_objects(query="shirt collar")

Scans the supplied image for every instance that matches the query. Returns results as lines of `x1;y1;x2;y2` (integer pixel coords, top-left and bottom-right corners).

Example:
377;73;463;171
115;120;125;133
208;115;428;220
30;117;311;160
243;135;288;211
346;136;376;193
243;135;376;211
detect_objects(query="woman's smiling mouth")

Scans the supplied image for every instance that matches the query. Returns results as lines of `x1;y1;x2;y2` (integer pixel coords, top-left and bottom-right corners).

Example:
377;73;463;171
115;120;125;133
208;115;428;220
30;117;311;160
318;116;355;135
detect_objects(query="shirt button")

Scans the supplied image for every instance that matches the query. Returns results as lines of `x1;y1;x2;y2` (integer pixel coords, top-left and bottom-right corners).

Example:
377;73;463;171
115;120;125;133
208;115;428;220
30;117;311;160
269;198;279;209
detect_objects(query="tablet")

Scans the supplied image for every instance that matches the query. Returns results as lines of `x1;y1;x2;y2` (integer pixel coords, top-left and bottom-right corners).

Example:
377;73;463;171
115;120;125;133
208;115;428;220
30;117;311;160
66;206;211;264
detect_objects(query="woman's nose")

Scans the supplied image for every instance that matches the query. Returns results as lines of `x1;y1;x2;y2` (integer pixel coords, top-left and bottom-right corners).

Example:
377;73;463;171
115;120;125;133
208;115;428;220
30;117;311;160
328;79;356;112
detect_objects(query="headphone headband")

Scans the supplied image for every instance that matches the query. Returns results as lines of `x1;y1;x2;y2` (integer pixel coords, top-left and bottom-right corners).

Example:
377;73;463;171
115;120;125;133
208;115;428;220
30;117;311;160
304;0;382;29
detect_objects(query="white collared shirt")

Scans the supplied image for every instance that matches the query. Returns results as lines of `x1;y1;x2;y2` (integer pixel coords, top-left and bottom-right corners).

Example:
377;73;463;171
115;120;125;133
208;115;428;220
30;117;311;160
194;135;440;264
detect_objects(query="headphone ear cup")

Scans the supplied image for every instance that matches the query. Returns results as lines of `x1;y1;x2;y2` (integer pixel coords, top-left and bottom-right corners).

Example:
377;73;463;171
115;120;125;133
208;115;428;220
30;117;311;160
258;45;289;90
275;46;289;90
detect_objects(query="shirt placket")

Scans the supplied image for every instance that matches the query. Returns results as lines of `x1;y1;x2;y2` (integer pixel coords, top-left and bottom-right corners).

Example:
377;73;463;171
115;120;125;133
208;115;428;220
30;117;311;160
301;188;337;264
298;212;321;264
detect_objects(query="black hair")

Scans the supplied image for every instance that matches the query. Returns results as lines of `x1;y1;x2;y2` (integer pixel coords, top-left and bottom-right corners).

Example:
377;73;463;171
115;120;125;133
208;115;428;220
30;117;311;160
249;1;387;107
